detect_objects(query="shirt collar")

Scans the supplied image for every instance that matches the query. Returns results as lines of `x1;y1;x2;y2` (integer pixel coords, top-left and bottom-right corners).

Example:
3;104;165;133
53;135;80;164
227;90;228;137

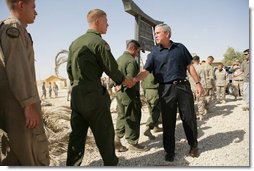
123;51;135;58
86;29;101;37
8;15;27;28
158;40;177;51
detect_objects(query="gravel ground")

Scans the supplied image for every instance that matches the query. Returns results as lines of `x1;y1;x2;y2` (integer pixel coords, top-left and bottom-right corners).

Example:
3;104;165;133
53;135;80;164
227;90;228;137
42;90;250;167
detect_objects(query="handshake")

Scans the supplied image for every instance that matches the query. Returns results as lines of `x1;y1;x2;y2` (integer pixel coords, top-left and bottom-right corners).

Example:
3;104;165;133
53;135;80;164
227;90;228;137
114;77;138;92
123;77;139;88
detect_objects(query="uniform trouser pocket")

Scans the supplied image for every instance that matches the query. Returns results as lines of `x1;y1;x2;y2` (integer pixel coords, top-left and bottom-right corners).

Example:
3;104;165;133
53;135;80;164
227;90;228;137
33;132;50;166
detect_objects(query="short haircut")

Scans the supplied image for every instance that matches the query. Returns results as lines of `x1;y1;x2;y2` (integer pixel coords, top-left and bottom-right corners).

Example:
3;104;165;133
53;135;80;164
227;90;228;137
207;56;214;61
243;49;249;53
127;39;141;49
217;63;223;67
6;0;30;10
155;23;171;33
87;9;106;24
192;55;200;61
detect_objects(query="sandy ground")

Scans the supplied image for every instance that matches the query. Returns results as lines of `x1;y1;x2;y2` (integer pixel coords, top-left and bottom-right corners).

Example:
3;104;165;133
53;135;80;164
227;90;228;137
40;88;250;167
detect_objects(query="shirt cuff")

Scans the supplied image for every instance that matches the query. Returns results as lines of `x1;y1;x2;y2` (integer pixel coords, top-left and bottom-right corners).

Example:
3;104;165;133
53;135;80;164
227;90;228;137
20;96;40;108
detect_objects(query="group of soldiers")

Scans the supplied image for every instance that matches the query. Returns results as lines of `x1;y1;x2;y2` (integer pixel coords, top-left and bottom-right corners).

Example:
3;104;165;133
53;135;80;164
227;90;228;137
101;53;248;130
41;82;59;99
187;54;248;120
0;0;249;165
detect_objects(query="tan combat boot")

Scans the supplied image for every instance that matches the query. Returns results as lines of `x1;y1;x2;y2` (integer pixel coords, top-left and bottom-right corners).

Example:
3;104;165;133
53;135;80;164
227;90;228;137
114;136;128;152
153;125;163;133
143;126;156;140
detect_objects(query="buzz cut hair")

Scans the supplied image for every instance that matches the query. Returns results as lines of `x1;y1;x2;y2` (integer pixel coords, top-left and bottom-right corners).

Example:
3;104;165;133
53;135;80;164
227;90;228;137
207;55;214;61
6;0;30;10
192;55;200;61
155;23;171;33
87;9;107;24
217;63;223;67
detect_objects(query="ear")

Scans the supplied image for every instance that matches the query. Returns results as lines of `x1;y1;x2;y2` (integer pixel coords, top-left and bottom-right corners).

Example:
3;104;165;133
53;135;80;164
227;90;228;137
16;0;25;10
166;32;171;39
94;18;99;25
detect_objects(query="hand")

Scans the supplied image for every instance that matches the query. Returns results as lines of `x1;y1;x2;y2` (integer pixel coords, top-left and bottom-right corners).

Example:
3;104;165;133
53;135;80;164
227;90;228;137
123;78;135;88
24;104;40;129
114;85;122;92
195;83;204;97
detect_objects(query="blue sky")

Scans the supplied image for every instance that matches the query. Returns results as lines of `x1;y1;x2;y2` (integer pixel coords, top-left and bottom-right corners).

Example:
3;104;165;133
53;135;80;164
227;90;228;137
0;0;251;80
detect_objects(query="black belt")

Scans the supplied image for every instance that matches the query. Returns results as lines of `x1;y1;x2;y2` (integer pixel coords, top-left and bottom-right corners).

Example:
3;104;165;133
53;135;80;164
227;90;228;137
163;79;188;85
234;79;243;81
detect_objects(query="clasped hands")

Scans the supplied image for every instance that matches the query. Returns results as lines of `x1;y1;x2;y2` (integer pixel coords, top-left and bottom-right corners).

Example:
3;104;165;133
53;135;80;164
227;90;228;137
123;77;138;88
114;78;137;92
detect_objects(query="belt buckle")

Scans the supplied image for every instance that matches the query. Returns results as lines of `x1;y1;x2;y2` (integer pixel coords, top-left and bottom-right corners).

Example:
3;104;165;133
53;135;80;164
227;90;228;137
173;80;178;84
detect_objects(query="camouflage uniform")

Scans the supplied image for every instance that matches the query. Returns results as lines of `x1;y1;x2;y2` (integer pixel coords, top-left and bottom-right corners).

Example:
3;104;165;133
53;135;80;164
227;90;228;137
188;63;207;118
0;17;49;166
241;59;249;108
202;62;215;103
231;65;244;99
66;29;125;166
214;69;227;102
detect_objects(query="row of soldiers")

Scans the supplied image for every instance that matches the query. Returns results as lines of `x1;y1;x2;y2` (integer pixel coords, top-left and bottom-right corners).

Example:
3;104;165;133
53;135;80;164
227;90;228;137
187;55;245;120
0;1;248;165
41;82;59;99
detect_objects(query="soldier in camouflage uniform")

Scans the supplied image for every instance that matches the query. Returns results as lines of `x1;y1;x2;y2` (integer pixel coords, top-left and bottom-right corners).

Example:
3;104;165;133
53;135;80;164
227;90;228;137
141;73;162;140
0;0;49;165
231;61;244;100
188;56;207;120
66;9;133;166
214;63;227;103
115;40;148;152
241;49;250;111
202;56;215;104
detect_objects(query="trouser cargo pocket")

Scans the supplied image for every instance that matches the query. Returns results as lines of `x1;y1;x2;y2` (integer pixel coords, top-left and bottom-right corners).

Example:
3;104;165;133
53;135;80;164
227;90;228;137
33;132;50;166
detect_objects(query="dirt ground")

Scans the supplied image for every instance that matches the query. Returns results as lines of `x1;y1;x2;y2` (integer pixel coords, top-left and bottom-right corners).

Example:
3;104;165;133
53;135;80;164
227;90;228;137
40;88;250;167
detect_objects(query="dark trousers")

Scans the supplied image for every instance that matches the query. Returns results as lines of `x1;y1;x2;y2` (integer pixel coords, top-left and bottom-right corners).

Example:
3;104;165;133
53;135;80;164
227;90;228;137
66;85;118;166
158;81;198;155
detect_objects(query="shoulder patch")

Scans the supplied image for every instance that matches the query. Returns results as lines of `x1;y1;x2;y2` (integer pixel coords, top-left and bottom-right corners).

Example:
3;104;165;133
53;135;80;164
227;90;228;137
105;44;111;51
6;27;20;38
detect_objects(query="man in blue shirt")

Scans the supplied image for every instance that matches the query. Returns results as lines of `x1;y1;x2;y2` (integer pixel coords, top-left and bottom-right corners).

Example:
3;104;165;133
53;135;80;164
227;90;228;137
132;23;203;162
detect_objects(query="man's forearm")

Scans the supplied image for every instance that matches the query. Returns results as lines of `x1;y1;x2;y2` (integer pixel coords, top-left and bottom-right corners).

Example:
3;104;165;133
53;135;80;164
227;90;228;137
187;64;199;83
133;69;150;83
